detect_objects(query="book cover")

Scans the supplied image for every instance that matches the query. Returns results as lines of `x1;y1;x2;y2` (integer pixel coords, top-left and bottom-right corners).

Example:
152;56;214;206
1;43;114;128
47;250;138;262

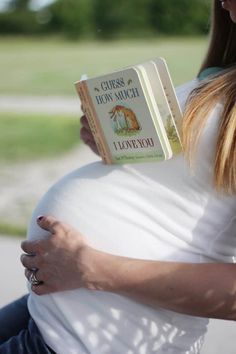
75;58;182;164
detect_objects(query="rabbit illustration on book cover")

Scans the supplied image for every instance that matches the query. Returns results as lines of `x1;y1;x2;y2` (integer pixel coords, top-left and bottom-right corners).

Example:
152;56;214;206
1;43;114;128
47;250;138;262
109;105;141;136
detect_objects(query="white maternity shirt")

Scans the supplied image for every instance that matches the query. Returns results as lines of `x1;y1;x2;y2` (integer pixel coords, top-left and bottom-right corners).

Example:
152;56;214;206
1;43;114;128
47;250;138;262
27;80;236;354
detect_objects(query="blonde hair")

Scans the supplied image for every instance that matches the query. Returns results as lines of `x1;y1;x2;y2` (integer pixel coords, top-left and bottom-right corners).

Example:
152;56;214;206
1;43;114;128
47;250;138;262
182;0;236;194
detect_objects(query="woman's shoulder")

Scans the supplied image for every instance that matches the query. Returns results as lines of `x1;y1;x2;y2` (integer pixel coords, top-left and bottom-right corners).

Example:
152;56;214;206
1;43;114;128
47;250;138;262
175;79;199;110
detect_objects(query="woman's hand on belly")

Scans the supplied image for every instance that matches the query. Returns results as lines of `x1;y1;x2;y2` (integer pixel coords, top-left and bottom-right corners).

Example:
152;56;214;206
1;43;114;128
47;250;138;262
20;215;236;321
20;215;97;295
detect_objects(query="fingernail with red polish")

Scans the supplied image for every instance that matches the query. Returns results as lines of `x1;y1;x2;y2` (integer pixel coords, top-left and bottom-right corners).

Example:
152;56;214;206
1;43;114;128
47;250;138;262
37;215;44;222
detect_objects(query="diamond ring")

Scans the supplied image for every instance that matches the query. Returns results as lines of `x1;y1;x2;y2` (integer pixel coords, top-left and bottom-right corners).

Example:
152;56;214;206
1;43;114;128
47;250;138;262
29;270;41;286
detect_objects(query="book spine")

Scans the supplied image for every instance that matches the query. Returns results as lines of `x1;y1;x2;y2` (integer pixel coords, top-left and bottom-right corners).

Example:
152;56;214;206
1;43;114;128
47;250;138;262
75;81;113;164
155;59;183;141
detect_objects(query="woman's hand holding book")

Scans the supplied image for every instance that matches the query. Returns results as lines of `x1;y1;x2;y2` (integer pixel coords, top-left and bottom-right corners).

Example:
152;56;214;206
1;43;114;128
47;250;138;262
80;114;99;155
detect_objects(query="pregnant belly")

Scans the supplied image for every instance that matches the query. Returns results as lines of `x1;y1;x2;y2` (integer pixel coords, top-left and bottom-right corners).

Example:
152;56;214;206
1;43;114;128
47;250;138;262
27;161;208;354
27;161;200;261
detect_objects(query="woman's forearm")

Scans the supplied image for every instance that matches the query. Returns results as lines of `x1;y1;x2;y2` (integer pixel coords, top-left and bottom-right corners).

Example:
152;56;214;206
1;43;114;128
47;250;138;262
86;248;236;321
21;216;236;320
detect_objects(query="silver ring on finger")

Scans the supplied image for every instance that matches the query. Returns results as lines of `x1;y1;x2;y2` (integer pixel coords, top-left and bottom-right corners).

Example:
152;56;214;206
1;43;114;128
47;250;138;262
29;270;41;286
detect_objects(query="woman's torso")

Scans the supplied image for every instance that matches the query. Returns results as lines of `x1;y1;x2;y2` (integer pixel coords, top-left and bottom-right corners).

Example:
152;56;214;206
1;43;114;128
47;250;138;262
27;80;236;354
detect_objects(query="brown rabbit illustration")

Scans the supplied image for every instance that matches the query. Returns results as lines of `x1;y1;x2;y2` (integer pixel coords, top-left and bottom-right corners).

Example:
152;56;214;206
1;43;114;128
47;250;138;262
109;105;141;131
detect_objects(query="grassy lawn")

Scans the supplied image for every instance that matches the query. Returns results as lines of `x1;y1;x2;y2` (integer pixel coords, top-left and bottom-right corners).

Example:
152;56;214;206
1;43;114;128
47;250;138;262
0;112;80;236
0;223;26;237
0;112;80;162
0;36;208;96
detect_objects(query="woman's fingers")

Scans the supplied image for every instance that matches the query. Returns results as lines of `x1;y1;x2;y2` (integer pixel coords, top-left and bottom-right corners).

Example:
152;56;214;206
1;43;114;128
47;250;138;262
36;215;66;234
21;240;38;255
80;126;94;143
80;114;90;129
25;267;51;295
21;254;40;269
79;114;100;155
31;283;52;296
80;127;99;155
21;215;90;294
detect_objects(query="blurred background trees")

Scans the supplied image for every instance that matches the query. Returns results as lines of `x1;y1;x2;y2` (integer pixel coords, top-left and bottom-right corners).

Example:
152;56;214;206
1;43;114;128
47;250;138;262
0;0;211;39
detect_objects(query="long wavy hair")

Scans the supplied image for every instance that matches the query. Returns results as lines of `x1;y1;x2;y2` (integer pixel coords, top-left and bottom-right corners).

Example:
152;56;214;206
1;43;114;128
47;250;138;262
182;0;236;194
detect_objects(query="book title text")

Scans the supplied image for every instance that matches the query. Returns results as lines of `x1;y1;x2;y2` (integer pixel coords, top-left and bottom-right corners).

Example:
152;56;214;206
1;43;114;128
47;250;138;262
94;77;140;105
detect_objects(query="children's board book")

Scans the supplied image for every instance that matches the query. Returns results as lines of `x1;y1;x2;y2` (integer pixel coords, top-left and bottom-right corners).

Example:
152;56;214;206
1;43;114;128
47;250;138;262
75;57;182;164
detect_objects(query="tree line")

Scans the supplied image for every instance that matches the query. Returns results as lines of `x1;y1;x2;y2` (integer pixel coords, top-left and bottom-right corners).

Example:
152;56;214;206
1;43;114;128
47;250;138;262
0;0;211;39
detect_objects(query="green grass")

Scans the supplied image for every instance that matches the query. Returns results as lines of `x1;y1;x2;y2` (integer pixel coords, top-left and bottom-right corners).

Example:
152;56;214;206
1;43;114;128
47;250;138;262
0;223;26;237
0;36;208;95
0;112;80;162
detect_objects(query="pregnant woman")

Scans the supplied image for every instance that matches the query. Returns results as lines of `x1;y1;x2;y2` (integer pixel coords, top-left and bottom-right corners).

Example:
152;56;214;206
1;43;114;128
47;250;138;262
1;0;236;353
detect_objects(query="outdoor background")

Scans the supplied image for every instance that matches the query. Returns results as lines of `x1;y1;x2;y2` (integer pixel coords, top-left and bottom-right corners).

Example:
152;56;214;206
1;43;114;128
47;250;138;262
0;1;235;353
0;0;211;235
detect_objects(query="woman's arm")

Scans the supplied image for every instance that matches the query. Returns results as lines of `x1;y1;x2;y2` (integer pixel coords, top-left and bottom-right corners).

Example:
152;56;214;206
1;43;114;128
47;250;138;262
88;249;236;321
21;216;236;321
